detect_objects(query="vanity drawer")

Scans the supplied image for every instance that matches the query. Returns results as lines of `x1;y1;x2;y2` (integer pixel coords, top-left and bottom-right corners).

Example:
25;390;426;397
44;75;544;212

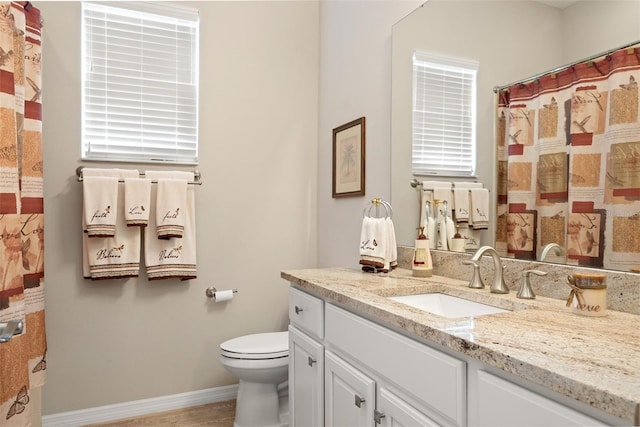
325;303;466;427
289;287;324;339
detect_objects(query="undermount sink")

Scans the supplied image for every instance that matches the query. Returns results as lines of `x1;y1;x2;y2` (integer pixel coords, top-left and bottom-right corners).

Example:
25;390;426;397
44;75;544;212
389;293;510;319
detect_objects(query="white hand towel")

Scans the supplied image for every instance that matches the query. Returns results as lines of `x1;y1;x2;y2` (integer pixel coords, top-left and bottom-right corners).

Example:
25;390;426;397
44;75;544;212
155;178;188;239
82;169;142;279
470;188;490;229
453;188;470;224
83;176;119;237
385;217;398;271
145;171;197;280
420;190;437;249
359;217;386;269
124;178;151;227
445;216;456;250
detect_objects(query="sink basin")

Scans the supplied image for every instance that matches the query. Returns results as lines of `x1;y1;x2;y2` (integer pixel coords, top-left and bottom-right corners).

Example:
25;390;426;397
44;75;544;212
389;293;509;318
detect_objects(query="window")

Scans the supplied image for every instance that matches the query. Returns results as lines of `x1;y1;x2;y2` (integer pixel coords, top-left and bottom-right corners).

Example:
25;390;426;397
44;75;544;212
412;50;478;177
81;2;199;164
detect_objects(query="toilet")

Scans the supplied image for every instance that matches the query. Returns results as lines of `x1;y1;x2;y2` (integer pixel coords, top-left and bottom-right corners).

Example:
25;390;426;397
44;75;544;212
219;331;289;427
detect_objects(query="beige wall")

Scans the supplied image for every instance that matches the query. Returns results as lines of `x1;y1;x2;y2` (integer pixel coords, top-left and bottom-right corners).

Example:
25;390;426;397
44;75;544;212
40;1;318;415
317;0;422;268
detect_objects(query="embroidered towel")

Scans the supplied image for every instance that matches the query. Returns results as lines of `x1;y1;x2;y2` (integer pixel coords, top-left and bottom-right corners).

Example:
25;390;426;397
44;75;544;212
124;178;151;227
470;188;490;229
359;217;386;269
453;183;482;224
155;178;188;239
145;171;197;280
82;169;142;279
453;188;470;224
83;176;119;237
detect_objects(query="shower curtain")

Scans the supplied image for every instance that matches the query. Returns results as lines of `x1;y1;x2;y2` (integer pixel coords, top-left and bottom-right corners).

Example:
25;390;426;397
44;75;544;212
0;2;45;425
496;44;640;271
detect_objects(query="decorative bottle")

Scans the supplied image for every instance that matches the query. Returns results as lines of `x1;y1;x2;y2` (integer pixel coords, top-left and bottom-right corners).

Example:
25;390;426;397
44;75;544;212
412;227;433;277
451;226;466;252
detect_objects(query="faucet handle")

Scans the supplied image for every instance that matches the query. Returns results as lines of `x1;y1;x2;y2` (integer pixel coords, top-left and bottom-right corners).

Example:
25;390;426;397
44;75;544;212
517;269;547;299
462;260;485;289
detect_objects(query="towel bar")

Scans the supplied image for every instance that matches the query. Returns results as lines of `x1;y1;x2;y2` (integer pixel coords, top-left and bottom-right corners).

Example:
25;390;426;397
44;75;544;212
76;166;202;185
0;320;24;343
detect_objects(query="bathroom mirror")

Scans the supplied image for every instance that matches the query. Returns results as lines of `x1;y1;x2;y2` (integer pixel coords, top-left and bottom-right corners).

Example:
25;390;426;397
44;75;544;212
391;0;640;272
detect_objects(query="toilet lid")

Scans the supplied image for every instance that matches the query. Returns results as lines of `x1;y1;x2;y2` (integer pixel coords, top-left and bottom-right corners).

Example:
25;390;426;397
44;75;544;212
220;331;288;359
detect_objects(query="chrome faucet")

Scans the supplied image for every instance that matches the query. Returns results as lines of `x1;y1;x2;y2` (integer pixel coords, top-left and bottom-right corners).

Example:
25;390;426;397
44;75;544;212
539;243;565;262
470;246;509;294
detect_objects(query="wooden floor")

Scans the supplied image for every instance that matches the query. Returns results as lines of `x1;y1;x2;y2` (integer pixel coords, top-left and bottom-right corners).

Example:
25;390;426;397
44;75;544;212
86;400;236;427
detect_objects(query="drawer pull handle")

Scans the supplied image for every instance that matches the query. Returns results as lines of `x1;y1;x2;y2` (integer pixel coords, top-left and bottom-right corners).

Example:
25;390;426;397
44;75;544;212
374;410;386;424
354;394;365;408
294;306;304;315
307;356;316;367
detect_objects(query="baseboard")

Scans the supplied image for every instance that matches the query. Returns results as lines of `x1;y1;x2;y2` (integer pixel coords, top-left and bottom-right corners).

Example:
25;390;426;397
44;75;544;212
42;384;238;427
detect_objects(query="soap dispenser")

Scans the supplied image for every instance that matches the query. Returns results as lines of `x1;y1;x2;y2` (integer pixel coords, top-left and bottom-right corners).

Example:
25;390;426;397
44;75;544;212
412;227;433;277
451;226;466;253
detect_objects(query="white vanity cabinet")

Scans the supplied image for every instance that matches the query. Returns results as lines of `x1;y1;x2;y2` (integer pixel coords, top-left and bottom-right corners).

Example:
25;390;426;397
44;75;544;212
289;287;325;427
325;350;376;426
324;303;466;427
468;369;607;426
288;284;624;427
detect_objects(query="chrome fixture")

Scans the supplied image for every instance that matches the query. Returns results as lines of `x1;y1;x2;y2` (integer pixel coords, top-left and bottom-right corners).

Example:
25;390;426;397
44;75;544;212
0;320;24;343
539;243;565;262
517;270;547;299
462;260;485;289
470;246;509;294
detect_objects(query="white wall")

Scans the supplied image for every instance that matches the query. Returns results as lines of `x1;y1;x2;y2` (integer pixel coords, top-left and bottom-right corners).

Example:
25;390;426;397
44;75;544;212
317;0;422;268
40;1;318;414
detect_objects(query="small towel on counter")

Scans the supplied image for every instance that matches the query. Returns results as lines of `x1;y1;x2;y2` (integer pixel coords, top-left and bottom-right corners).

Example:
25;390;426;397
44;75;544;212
82;169;142;279
359;217;397;273
359;217;386;269
155;178;188;239
124;178;151;227
470;188;490;229
83;176;119;237
145;171;197;280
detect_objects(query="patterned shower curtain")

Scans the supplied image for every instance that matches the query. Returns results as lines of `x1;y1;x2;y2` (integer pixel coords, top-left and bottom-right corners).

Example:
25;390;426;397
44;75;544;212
496;44;640;271
0;2;45;425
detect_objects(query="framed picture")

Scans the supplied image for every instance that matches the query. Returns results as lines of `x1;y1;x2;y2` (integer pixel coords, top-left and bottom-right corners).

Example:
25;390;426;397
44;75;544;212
332;117;365;198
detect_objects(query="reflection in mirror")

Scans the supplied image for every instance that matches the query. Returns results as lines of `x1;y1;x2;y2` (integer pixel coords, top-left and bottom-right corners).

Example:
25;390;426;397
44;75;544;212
391;0;640;272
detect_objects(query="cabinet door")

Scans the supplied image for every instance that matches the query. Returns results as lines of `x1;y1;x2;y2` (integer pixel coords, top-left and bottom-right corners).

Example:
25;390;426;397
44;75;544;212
473;370;605;426
325;350;375;427
289;325;324;427
377;386;440;427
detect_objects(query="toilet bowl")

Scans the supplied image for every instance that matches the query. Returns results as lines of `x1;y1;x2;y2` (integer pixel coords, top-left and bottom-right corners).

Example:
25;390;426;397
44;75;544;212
219;331;289;427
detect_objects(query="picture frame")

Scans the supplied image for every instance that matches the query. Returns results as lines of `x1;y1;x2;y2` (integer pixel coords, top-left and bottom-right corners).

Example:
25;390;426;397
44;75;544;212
332;117;365;198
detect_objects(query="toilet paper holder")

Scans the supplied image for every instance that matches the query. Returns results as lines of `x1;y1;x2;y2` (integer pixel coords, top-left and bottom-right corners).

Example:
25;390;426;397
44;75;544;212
205;286;238;299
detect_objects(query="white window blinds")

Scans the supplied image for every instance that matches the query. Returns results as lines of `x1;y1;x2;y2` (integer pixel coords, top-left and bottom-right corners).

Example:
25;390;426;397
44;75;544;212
81;2;199;164
412;50;478;177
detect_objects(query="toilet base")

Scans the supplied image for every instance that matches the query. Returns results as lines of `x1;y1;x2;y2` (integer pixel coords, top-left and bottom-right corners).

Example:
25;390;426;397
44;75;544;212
233;380;288;427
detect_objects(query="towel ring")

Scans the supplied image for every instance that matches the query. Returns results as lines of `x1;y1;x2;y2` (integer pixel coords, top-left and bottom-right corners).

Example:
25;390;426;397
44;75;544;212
363;198;392;219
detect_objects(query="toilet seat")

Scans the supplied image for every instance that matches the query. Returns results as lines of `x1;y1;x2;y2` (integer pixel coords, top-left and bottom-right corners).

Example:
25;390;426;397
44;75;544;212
220;331;288;360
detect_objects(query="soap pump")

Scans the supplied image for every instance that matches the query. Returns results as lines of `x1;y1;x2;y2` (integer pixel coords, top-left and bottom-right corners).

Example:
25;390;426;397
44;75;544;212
451;226;466;253
412;226;433;277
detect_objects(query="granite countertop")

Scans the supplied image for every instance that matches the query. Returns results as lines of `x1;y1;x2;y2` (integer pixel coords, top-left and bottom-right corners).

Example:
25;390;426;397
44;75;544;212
281;267;640;425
